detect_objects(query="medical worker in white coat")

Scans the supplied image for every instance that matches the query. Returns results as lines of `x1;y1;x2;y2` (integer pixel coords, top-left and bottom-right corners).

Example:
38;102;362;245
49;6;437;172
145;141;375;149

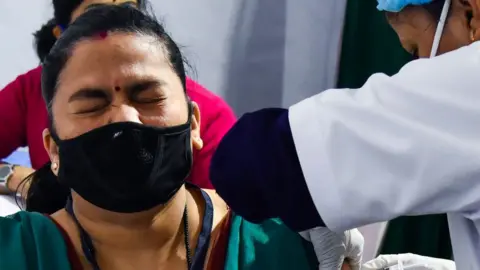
209;0;480;269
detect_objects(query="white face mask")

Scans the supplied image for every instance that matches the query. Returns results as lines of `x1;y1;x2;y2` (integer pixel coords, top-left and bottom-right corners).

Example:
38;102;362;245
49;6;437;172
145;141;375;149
429;0;451;58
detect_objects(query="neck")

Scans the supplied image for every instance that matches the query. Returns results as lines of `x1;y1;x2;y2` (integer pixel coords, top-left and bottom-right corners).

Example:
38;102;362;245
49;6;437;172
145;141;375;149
71;186;199;253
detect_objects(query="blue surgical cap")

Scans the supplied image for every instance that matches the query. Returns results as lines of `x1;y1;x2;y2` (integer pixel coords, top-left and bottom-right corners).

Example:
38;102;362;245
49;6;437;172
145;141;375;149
377;0;434;12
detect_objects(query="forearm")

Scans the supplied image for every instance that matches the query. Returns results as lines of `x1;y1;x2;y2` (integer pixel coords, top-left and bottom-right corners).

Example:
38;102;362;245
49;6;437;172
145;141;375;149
0;165;34;195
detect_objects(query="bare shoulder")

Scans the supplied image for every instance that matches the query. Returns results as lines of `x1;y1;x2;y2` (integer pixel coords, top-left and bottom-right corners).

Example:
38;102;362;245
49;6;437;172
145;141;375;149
51;209;75;229
50;209;82;246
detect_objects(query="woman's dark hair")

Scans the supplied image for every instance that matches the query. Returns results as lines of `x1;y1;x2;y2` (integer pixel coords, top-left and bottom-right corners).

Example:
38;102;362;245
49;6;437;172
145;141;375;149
24;4;186;213
33;19;58;64
33;0;149;62
19;162;68;214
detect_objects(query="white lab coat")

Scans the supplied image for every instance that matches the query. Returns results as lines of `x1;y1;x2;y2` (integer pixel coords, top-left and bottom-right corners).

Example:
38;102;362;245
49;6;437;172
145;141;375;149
289;41;480;269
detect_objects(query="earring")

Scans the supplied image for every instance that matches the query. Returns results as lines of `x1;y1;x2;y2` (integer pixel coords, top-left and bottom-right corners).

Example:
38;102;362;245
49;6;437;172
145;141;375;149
470;29;476;42
52;26;62;39
52;162;58;171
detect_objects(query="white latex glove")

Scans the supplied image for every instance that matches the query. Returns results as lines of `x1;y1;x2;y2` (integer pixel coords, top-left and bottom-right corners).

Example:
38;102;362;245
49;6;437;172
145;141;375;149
300;227;364;270
362;253;456;270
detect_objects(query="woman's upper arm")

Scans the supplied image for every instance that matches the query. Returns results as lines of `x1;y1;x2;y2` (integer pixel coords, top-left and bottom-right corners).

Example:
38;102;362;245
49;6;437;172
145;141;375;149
0;74;28;159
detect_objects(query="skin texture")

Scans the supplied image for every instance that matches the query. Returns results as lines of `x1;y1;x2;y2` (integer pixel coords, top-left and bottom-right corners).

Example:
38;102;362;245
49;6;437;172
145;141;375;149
386;0;480;57
44;32;227;270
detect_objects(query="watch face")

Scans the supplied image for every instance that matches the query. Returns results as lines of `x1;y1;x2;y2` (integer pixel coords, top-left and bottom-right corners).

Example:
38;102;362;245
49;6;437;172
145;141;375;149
0;166;12;180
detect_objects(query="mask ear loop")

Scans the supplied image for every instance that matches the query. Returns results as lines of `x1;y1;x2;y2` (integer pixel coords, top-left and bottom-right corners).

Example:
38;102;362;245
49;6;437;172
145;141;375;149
430;0;451;58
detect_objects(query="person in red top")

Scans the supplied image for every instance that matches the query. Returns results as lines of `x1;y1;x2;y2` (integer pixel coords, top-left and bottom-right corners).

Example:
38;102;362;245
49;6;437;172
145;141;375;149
0;0;235;194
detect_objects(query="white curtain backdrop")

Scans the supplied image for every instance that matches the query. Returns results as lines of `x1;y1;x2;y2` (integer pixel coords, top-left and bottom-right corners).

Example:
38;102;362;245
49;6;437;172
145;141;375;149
156;0;346;114
0;1;52;88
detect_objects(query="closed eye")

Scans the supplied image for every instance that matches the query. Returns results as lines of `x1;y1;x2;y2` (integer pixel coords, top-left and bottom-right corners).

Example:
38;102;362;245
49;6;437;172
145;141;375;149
127;81;166;104
68;88;111;114
74;102;109;114
135;96;167;104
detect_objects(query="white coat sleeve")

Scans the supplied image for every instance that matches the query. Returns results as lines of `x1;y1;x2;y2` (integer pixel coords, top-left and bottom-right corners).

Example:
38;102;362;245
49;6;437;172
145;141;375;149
288;42;480;232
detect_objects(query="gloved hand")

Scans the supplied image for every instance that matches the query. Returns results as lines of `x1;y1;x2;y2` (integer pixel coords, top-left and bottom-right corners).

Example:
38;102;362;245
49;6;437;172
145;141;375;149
376;0;433;12
300;227;364;269
362;253;456;270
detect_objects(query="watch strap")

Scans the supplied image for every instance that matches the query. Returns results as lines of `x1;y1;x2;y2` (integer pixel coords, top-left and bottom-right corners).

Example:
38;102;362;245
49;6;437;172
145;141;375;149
0;164;15;191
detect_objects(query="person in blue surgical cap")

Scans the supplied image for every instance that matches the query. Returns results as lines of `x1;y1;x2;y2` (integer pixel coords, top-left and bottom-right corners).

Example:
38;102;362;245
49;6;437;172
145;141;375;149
377;0;436;12
210;0;480;269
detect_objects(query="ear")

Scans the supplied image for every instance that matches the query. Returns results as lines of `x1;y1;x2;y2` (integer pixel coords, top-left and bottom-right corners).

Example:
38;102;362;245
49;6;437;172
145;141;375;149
465;0;480;40
52;25;62;39
190;101;203;151
42;128;60;176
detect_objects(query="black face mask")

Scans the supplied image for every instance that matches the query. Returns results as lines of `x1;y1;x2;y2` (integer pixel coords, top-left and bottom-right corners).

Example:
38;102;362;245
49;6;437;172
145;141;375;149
52;105;193;213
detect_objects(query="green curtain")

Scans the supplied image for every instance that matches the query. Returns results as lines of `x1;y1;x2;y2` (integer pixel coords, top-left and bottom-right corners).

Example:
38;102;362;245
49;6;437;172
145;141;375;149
336;0;452;259
337;0;411;87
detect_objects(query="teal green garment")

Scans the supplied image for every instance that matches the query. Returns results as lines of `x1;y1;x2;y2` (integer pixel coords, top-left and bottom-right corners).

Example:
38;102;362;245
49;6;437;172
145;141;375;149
0;211;317;269
225;215;318;270
0;212;72;270
337;0;413;89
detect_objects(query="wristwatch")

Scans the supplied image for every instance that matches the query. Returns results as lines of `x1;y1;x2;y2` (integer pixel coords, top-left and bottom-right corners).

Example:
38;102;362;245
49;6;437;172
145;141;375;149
0;164;15;191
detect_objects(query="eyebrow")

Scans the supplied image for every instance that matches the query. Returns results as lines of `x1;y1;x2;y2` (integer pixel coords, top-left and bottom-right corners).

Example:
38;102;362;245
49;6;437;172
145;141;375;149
68;88;109;103
68;79;165;103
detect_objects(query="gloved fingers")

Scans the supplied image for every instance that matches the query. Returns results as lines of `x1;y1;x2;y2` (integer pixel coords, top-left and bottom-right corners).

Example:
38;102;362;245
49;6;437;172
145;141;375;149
317;234;345;270
362;254;457;270
346;253;362;270
303;227;365;270
348;258;362;270
298;230;311;241
344;229;364;268
318;254;344;270
389;265;437;270
306;227;346;269
348;262;361;270
362;254;401;269
396;254;457;270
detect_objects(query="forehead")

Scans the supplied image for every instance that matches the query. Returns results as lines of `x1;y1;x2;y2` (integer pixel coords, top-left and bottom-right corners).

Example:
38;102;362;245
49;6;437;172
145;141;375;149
58;33;169;90
386;6;433;26
71;0;138;22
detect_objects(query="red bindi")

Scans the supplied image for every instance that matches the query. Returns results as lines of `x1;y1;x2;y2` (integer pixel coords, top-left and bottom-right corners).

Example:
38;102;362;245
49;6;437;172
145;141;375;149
93;31;108;40
99;31;108;39
114;86;121;92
